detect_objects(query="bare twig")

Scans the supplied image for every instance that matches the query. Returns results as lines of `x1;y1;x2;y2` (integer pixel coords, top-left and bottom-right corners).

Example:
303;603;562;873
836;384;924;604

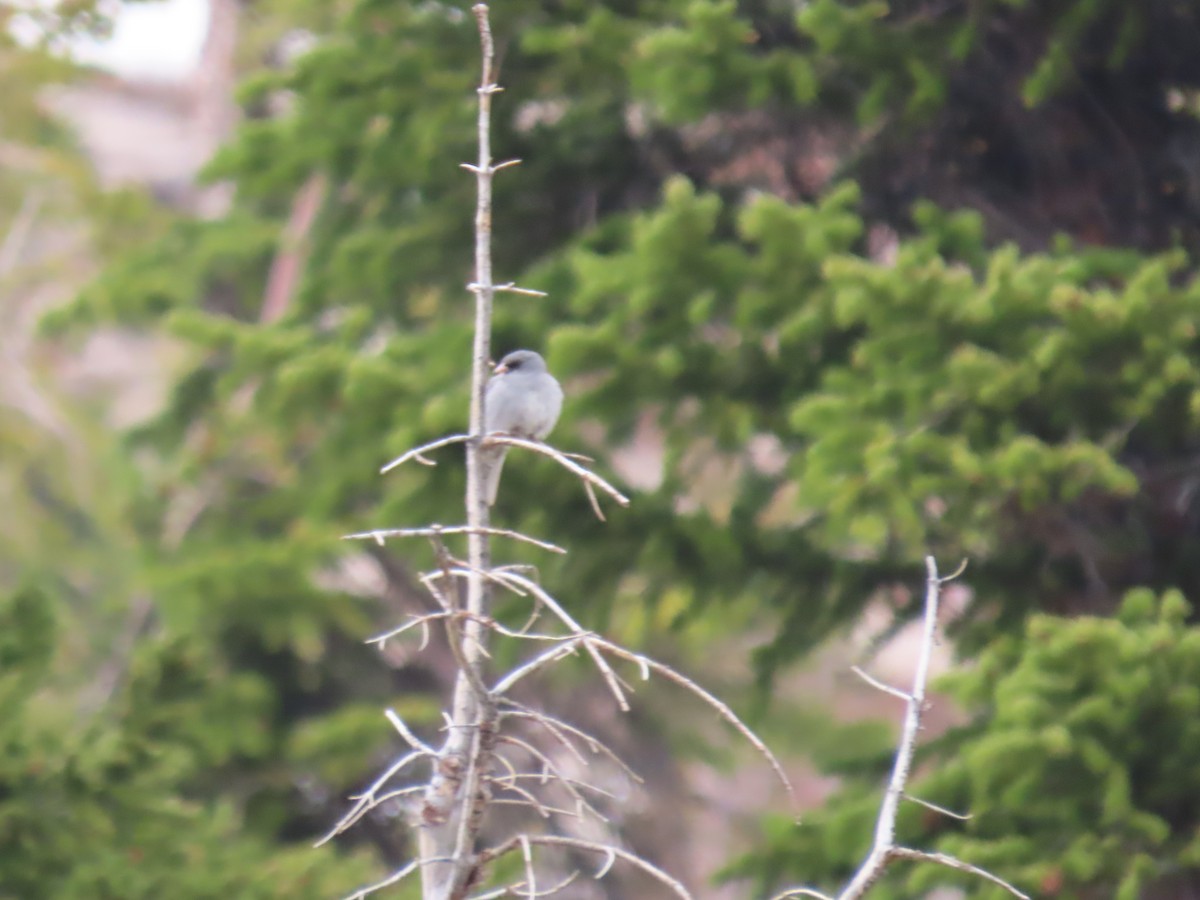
467;279;546;297
344;525;566;555
490;571;631;710
381;433;471;472
386;708;436;756
369;612;451;648
890;848;1030;898
480;835;693;900
903;793;971;821
469;871;581;899
850;666;911;703
768;889;834;900
317;749;432;846
499;701;644;783
342;860;421;900
341;857;456;900
491;639;585;696
492;781;554;818
519;835;537;897
380;432;627;517
496;734;613;822
590;637;795;805
482;434;630;512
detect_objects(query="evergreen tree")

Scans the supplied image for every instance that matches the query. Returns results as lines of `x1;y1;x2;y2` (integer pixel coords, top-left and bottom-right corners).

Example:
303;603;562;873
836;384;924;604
24;0;1200;896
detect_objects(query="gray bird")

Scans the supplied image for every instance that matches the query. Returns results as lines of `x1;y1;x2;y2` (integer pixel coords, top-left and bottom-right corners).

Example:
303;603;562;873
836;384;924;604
482;349;564;505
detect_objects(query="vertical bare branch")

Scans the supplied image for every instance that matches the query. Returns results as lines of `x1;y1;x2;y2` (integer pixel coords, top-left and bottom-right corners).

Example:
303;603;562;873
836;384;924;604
774;557;1029;900
417;6;501;898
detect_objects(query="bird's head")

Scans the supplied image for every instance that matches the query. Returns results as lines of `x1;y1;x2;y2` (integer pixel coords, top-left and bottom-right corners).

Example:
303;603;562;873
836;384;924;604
493;349;547;375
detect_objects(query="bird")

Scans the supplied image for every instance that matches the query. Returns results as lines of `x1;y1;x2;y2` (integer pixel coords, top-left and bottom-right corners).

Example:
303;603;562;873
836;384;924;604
481;349;564;505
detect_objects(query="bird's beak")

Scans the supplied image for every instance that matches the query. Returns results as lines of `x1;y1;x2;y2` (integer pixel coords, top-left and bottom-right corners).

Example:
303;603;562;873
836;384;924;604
493;363;509;375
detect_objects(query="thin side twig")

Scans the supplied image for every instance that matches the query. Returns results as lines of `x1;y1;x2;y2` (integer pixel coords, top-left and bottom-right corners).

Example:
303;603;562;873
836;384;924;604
482;434;630;511
386;708;436;756
496;734;612;822
369;612;451;648
469;871;581;899
768;889;834;900
480;835;693;900
903;793;971;821
492;639;586;696
316;749;431;846
344;524;566;555
341;857;456;900
499;700;644;783
519;834;537;898
890;848;1030;899
381;433;471;472
489;570;631;710
590;637;795;805
850;665;911;703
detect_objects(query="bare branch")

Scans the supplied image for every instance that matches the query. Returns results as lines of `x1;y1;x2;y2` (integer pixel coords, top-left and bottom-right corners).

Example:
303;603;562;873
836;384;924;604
482;434;630;511
317;749;431;846
890;848;1030;899
850;665;912;703
341;857;456;900
499;701;644;783
590;637;795;805
369;612;451;648
490;571;631;710
498;756;618;802
378;597;571;646
492;639;585;695
768;889;835;900
345;525;567;554
939;558;969;582
341;859;420;900
519;835;537;898
468;279;545;296
497;734;613;822
903;793;972;821
773;556;1028;900
583;479;606;521
481;835;693;900
469;871;581;899
836;557;945;899
381;433;471;473
492;780;554;818
386;708;436;756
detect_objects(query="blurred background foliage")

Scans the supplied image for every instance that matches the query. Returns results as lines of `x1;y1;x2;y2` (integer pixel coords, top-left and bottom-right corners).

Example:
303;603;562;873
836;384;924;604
6;0;1200;896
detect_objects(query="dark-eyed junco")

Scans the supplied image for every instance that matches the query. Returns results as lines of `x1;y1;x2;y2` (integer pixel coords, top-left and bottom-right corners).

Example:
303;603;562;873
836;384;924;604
482;349;563;505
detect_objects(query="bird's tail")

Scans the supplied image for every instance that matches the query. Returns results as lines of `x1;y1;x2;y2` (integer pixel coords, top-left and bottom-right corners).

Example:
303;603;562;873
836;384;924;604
482;447;508;506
